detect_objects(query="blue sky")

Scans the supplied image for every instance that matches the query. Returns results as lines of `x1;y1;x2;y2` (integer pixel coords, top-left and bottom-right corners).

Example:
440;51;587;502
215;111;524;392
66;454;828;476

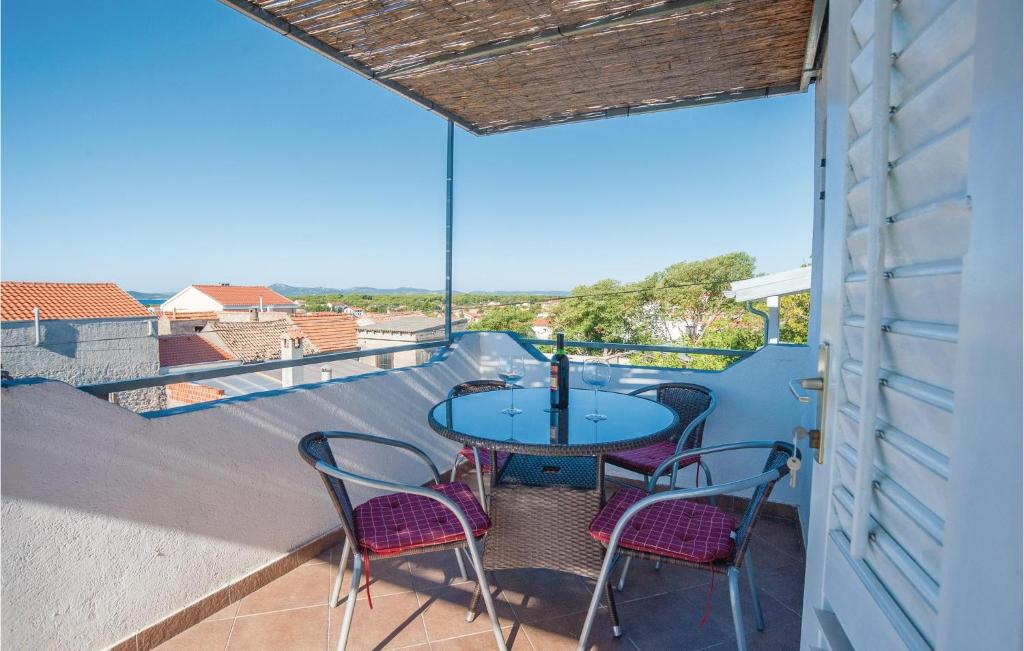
2;2;814;293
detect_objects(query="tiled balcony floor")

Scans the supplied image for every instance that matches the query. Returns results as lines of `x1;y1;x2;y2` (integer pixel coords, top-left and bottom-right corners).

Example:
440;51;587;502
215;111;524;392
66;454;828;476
156;508;804;651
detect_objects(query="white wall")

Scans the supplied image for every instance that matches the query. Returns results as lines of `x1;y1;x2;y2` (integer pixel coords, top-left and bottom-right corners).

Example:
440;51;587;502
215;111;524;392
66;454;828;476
0;337;483;650
0;332;813;649
160;286;224;313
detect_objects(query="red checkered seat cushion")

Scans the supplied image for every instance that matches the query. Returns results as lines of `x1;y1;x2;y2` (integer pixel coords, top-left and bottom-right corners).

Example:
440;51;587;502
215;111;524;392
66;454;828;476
605;440;699;475
589;487;737;563
353;482;490;556
459;446;511;472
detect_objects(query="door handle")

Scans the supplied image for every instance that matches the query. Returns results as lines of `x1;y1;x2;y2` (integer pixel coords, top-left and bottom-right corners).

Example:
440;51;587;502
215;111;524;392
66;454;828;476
789;377;824;403
789;343;830;464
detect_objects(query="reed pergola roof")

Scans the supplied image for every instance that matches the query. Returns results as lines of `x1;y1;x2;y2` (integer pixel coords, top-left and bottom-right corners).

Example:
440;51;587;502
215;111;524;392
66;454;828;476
221;0;826;134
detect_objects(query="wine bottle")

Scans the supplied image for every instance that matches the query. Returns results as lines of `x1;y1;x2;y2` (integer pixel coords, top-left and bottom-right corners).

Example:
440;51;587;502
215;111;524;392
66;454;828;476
550;332;569;409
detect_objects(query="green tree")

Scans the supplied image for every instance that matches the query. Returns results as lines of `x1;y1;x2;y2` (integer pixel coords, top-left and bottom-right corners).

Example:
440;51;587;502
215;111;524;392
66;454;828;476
779;292;810;344
648;252;756;344
468;307;536;337
550;279;653;346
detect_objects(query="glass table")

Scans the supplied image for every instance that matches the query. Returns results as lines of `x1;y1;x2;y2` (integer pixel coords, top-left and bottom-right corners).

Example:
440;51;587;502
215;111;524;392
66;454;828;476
428;387;678;625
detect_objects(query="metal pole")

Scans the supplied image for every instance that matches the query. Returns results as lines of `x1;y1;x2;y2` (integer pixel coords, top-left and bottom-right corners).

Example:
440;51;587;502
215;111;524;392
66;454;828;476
444;119;454;341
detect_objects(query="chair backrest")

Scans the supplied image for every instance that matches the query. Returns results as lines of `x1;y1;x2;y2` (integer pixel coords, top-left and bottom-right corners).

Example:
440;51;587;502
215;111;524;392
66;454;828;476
298;432;358;545
450;379;512;398
731;442;793;566
635;383;715;449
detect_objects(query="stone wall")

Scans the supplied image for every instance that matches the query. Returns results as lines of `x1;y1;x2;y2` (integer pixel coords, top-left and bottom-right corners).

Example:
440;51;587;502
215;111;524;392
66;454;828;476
0;317;164;412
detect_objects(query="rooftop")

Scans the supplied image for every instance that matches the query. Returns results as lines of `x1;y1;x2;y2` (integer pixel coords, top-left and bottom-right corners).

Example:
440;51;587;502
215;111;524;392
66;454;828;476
191;284;295;308
158;334;236;368
290;313;359;353
226;0;824;134
0;281;150;322
358;315;468;334
204;321;317;363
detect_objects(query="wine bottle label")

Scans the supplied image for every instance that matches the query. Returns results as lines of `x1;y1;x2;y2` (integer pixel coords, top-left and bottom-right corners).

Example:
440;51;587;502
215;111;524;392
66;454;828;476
550;364;558;391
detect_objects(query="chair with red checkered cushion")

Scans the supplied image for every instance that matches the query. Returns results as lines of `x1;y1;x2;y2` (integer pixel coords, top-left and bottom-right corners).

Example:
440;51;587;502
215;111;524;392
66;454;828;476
578;441;798;651
446;380;517;506
605;383;717;591
299;431;507;651
605;383;716;484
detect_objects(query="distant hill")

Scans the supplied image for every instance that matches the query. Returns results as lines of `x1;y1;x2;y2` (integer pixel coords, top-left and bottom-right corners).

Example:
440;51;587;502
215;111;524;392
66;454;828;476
271;283;568;297
270;284;435;297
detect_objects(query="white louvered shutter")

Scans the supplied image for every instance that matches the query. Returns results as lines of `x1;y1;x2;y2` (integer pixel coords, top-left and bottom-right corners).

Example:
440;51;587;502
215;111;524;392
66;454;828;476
831;0;976;647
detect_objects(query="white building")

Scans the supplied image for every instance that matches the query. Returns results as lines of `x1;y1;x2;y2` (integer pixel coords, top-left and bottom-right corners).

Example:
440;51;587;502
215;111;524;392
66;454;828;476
160;284;296;314
357;315;467;368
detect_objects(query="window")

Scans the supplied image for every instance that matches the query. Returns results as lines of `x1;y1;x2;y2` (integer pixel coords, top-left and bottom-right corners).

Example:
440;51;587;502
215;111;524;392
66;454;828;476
376;351;394;369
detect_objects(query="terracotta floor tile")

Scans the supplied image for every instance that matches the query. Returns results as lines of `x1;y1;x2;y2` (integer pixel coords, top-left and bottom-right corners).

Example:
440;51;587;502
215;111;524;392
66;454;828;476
520;610;638;651
227;605;328;651
406;550;473;592
328;591;429;650
155;619;233;651
615;591;731;650
589;559;711;604
348;557;416;601
417;581;517;641
237;563;332;616
496;569;596;624
675;579;802;650
428;627;525;650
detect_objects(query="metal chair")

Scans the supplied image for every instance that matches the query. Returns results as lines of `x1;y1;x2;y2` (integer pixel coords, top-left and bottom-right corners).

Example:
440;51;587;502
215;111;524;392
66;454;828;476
298;431;507;651
604;382;717;589
578;441;799;651
447;380;517;505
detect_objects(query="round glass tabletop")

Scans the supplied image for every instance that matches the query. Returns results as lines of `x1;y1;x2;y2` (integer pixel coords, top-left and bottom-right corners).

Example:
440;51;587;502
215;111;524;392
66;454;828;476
428;387;679;456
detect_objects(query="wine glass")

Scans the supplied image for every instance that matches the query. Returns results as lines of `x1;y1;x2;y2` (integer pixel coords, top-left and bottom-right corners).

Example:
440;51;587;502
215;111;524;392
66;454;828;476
582;358;611;422
498;356;526;416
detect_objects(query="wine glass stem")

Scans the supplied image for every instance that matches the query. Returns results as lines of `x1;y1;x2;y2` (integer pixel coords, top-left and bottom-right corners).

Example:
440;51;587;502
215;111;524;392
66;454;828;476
594;388;599;415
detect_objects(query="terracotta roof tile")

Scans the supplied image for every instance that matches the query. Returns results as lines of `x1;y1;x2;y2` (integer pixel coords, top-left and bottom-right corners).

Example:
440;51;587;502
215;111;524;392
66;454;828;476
204;321;316;363
291;313;359;353
0;282;150;322
192;285;294;308
159;334;236;368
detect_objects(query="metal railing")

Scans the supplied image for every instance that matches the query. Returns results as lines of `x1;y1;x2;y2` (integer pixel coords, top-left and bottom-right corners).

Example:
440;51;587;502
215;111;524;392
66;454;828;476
76;334;759;401
78;340;447;400
522;338;757;358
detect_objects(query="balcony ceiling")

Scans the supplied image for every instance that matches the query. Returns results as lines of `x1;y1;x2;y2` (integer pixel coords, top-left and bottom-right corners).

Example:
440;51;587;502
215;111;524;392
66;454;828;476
221;0;826;135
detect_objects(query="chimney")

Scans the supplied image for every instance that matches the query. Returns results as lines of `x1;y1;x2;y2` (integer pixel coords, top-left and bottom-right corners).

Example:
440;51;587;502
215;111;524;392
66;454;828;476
281;327;304;388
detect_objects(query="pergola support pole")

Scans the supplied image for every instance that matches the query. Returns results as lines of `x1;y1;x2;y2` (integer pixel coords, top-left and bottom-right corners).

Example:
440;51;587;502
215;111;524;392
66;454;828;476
444;120;454;341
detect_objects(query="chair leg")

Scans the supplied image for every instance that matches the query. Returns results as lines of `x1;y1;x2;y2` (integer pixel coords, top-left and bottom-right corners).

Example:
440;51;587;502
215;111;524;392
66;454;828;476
745;550;766;631
615;556;632;592
463;541;508;651
337;553;363;651
728;566;748;651
475;463;488;511
449;453;464;482
604;578;622;638
330;537;352;608
454;547;469;581
577;547;619;651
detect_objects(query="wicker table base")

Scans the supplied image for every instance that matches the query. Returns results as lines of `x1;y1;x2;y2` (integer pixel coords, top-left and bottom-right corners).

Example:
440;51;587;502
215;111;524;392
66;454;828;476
483;483;605;577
